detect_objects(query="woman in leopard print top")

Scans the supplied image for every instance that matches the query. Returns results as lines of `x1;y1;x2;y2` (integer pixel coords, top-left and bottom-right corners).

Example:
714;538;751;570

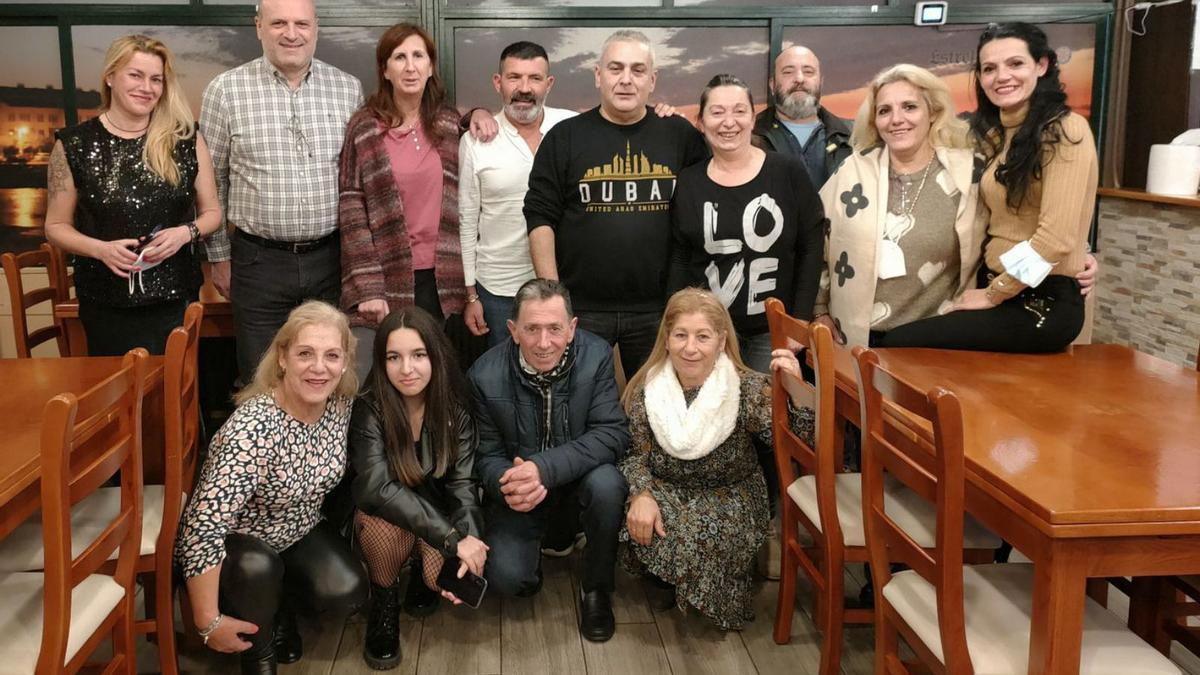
175;301;368;674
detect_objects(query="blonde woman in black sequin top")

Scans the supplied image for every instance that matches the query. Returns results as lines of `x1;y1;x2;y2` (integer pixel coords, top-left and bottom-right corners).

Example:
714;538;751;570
44;34;220;356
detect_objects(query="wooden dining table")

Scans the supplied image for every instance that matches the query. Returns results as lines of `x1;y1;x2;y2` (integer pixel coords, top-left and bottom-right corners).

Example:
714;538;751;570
827;343;1200;674
0;355;165;541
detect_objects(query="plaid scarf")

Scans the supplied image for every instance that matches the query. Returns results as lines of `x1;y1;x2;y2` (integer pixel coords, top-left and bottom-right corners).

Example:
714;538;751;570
517;342;576;452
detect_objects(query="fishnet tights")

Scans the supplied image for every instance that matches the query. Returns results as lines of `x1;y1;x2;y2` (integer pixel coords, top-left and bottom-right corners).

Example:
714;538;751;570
354;510;444;590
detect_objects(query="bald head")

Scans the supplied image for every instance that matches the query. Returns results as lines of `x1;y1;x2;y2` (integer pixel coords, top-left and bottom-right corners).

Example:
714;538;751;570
255;0;318;82
771;45;822;122
775;46;819;77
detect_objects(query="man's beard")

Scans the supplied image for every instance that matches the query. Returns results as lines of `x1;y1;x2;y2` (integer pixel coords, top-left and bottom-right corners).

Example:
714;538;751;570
504;94;544;124
773;85;820;120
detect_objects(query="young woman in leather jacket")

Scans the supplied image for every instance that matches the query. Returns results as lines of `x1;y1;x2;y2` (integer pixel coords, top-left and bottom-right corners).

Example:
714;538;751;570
349;306;486;669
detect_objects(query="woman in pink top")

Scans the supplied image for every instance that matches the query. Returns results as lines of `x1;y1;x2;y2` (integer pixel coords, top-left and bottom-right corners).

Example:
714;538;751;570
339;23;467;379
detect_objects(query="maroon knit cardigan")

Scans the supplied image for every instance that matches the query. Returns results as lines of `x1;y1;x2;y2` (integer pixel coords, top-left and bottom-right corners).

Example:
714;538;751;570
338;105;466;329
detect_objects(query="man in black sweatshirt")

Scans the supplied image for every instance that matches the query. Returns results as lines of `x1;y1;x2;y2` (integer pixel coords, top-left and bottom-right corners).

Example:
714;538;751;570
524;29;709;380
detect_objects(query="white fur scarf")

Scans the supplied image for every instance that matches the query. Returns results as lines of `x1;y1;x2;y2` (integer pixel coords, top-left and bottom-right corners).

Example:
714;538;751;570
644;353;741;461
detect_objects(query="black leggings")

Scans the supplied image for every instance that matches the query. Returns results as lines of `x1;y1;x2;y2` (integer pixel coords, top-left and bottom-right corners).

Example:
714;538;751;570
219;520;368;657
79;297;191;356
873;270;1084;353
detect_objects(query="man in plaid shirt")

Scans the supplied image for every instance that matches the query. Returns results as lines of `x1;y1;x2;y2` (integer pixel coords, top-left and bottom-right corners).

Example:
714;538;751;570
200;0;363;381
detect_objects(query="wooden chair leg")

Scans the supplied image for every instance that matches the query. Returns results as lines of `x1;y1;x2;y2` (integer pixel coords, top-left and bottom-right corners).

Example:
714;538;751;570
142;571;158;637
811;553;826;633
818;554;846;675
177;585;203;651
774;541;797;644
1128;576;1173;655
155;571;180;675
875;612;899;675
113;595;138;674
1086;577;1108;608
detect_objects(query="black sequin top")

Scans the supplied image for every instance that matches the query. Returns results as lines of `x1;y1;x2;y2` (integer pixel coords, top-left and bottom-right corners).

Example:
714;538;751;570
57;117;203;307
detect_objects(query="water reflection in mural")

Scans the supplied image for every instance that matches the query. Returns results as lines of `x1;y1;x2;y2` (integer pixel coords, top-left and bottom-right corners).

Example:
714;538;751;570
0;26;61;253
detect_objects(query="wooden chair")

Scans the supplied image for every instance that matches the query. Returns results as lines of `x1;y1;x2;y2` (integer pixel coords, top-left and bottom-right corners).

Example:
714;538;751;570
43;241;73;304
854;346;1179;674
0;348;147;673
2;243;70;357
0;304;203;674
766;300;998;675
136;302;203;673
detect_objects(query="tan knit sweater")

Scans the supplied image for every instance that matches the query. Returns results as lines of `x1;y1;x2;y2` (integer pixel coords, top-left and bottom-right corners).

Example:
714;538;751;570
981;108;1098;301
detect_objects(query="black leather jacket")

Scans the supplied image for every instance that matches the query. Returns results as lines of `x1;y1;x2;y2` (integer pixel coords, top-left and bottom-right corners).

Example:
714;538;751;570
348;395;482;558
467;329;630;504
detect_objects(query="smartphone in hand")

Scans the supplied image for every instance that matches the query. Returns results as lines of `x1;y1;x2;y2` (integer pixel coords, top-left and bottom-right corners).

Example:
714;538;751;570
436;557;488;609
134;224;165;254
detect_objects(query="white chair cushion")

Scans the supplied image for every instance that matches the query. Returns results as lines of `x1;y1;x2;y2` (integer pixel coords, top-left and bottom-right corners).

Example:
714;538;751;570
0;486;180;571
0;571;124;674
882;563;1181;675
787;473;1000;549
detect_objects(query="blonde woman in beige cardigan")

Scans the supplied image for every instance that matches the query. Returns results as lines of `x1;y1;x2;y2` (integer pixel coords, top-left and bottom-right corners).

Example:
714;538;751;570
834;24;1097;352
816;58;1095;350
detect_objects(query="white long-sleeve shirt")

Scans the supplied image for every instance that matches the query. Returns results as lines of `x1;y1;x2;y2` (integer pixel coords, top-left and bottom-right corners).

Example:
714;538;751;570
458;106;576;296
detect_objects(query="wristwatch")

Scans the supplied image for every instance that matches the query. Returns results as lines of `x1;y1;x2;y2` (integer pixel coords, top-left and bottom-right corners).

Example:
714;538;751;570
465;293;480;304
186;220;201;243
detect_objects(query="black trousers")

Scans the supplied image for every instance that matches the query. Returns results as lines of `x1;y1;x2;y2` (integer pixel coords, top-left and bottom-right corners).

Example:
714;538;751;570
229;230;341;383
79;297;191;357
874;271;1084;353
484;464;628;596
219;520;367;658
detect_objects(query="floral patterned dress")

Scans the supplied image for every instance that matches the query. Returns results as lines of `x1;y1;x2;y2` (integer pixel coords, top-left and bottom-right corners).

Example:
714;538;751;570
619;371;813;629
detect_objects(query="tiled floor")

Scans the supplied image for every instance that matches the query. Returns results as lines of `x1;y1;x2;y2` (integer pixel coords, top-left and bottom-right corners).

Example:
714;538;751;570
133;554;1200;674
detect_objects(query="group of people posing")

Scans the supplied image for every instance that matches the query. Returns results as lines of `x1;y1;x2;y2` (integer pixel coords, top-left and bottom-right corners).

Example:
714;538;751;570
40;0;1100;670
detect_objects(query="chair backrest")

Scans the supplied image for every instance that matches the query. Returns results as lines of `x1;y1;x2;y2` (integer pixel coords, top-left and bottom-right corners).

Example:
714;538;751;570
2;246;68;358
42;242;73;304
38;348;147;672
853;346;972;673
160;303;204;555
765;298;840;539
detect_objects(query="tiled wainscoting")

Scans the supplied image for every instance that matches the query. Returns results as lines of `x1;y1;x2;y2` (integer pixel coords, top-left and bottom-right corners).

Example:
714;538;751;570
1093;193;1200;369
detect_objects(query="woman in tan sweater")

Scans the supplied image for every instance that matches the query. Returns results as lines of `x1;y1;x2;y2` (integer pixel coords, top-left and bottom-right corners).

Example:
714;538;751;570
880;22;1097;352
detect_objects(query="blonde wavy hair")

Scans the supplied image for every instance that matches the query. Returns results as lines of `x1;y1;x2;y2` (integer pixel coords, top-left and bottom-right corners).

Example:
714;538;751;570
849;63;970;152
621;288;751;410
236;300;359;405
100;35;195;186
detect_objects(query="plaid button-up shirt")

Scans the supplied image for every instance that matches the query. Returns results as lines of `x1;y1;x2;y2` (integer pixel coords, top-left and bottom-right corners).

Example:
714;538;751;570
200;57;363;261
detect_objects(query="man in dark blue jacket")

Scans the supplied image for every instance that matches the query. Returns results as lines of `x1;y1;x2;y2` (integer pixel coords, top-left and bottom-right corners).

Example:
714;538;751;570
468;278;629;642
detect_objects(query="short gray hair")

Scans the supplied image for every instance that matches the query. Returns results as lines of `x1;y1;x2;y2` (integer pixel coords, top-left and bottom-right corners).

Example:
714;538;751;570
512;278;574;321
599;30;655;68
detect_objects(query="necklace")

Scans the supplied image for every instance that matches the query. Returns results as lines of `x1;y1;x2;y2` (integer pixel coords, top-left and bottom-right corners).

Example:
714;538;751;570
892;157;934;218
103;112;149;134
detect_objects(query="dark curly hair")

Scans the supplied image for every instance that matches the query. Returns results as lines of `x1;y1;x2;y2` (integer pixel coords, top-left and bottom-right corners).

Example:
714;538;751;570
970;22;1081;212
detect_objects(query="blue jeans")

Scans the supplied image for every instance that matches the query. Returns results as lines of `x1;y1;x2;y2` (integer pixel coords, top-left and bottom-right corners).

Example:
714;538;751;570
484;464;628;596
575;309;660;381
738;330;773;373
477;282;514;349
